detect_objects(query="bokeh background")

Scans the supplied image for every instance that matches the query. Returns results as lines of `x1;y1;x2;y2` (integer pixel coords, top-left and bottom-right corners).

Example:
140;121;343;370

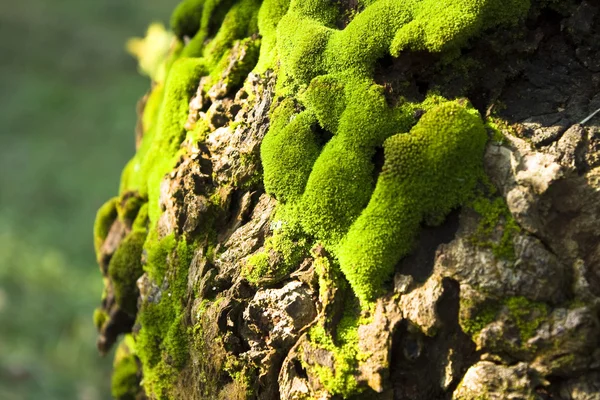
0;1;177;398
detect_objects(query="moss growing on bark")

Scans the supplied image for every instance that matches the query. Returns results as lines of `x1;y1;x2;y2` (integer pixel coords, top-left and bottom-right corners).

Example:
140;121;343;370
258;0;529;304
97;0;537;396
471;196;521;261
135;235;195;398
112;336;141;400
93;197;118;259
108;230;147;316
504;296;549;342
338;102;486;302
243;221;310;283
93;307;108;330
307;303;368;397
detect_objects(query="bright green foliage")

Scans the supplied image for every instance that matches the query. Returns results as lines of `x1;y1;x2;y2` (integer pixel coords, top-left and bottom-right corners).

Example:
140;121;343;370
108;230;147;316
94;197;118;258
112;336;141;400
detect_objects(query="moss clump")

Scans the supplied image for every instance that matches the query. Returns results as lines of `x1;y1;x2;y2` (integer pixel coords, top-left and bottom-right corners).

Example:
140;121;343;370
243;222;310;283
93;307;108;330
93;197;118;259
261;102;323;202
258;0;529;305
112;336;141;400
170;0;205;39
135;236;195;397
180;0;261;60
254;0;291;72
390;0;530;56
460;299;501;339
504;296;549;342
117;192;146;224
471;196;521;261
338;101;487;302
307;305;368;397
108;230;147;316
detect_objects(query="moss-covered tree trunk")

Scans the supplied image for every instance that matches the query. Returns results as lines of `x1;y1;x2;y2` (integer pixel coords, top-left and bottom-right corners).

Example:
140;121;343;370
93;1;600;399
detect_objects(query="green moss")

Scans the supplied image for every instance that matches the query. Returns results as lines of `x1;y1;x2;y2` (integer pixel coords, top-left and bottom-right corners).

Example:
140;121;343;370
471;196;521;261
255;0;529;306
254;0;291;72
181;0;260;60
120;58;207;222
117;192;145;224
243;214;310;283
93;307;108;330
307;302;368;397
135;235;195;398
131;203;149;232
261;106;322;202
108;230;147;316
171;0;205;39
209;37;261;95
390;0;530;56
504;296;549;341
460;299;501;339
112;336;141;400
93;197;118;259
100;0;539;396
338;102;487;303
460;296;549;344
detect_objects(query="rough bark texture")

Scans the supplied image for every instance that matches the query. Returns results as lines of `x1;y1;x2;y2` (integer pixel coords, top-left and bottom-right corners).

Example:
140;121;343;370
93;1;600;399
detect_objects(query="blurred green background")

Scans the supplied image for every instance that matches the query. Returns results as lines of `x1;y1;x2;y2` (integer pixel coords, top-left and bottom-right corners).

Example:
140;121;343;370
0;1;177;399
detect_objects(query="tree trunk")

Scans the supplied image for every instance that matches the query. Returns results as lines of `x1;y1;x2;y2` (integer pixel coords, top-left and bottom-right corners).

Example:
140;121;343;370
93;1;600;399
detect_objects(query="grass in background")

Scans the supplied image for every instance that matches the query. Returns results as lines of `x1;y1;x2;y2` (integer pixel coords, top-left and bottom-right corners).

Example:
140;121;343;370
0;0;178;398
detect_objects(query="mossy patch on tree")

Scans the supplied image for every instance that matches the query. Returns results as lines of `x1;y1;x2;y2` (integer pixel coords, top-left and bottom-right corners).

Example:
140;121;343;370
99;0;537;397
93;197;118;259
470;195;521;261
108;230;147;316
112;335;142;400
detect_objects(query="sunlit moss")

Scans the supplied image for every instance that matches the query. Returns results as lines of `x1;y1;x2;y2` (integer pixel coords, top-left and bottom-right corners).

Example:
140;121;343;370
112;336;141;400
108;230;147;316
93;197;118;259
102;0;536;397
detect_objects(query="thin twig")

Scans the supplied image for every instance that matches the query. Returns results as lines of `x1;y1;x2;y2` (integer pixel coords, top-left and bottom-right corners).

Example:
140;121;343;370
580;106;600;125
